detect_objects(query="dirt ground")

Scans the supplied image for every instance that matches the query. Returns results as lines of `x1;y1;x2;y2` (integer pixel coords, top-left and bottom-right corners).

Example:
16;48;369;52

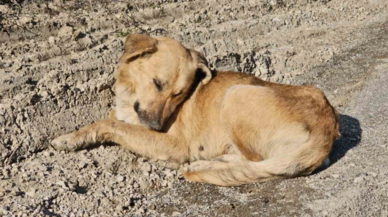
1;0;388;216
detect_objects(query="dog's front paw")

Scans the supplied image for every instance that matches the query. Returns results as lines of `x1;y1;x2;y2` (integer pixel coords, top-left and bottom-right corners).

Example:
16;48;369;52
51;133;80;152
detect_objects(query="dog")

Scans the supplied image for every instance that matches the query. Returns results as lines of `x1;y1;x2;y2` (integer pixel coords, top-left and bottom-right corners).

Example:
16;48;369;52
52;34;340;186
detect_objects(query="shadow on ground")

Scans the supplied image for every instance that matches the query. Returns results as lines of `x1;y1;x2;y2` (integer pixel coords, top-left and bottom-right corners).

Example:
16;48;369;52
330;114;362;165
313;114;361;174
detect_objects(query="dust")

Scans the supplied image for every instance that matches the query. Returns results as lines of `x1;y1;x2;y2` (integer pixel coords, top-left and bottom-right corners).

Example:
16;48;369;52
1;0;388;216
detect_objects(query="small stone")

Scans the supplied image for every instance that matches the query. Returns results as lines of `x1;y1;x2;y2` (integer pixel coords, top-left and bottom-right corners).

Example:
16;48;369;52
142;163;152;175
2;206;9;215
48;36;55;45
163;169;174;178
354;176;365;183
331;174;340;178
53;0;63;5
172;212;182;217
43;151;51;157
136;208;145;214
25;189;36;197
115;204;123;211
369;172;378;177
116;175;125;182
2;169;10;178
58;26;73;39
56;181;68;188
78;161;87;169
20;16;32;24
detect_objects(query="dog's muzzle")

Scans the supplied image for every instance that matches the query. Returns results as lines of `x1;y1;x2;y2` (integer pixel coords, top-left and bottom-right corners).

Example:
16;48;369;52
134;102;163;131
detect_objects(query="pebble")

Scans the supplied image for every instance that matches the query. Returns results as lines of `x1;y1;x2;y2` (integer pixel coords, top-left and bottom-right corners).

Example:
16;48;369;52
331;174;340;178
43;151;52;157
116;175;125;182
2;206;9;215
172;212;182;217
142;163;152;176
56;181;68;189
25;189;36;197
48;36;56;45
354;176;365;183
163;169;174;178
78;161;87;169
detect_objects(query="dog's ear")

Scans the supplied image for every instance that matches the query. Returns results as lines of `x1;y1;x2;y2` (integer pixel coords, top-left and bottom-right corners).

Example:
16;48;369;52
190;50;212;84
120;34;158;63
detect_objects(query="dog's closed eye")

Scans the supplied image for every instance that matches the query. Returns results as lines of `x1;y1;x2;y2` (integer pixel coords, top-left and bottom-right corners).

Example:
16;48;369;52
153;78;163;92
172;90;183;97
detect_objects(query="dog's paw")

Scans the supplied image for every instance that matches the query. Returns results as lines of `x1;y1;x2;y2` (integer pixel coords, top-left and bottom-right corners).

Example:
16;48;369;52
51;133;80;152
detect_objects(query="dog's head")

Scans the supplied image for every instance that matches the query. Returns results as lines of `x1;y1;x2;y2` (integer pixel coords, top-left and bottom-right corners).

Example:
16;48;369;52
114;34;212;131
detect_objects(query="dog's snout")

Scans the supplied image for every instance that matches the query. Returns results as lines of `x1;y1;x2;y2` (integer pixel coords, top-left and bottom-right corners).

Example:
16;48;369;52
138;112;163;131
134;101;140;114
135;103;163;131
150;120;162;131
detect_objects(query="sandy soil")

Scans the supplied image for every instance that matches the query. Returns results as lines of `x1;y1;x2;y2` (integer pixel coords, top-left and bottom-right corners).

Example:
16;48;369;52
1;0;388;216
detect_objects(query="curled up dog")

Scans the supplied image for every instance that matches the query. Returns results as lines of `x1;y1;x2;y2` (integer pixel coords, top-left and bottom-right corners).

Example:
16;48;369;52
52;34;340;186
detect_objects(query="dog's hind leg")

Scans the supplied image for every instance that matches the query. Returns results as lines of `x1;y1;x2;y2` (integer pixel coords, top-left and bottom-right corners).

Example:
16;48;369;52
51;119;189;163
180;157;276;186
211;154;242;163
181;143;327;186
183;85;333;186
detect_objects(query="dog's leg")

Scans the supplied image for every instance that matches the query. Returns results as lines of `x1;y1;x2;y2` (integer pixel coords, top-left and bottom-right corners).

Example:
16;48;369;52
180;155;307;186
51;119;189;163
180;158;277;186
108;109;118;120
211;154;242;163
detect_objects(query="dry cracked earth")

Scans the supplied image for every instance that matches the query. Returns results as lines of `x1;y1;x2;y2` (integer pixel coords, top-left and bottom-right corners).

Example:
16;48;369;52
1;0;388;216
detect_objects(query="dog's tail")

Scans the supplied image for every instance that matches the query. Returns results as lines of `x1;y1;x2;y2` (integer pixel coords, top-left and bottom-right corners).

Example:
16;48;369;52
181;146;329;186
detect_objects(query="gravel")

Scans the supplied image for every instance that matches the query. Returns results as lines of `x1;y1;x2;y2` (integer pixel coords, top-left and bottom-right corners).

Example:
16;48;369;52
1;0;388;216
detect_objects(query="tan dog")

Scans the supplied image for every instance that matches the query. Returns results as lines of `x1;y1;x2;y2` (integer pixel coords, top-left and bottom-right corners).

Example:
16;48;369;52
52;34;340;186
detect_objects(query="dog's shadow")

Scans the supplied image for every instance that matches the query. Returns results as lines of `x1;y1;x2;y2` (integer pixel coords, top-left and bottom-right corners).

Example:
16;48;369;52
315;114;362;173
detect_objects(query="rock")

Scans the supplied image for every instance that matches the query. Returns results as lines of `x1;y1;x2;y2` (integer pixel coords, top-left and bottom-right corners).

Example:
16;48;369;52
331;174;340;178
142;163;152;176
43;151;52;157
354;176;365;183
58;26;73;39
25;189;36;197
48;36;56;45
56;181;68;189
2;206;9;215
78;161;87;169
116;175;125;182
20;16;32;24
53;0;63;5
172;212;182;217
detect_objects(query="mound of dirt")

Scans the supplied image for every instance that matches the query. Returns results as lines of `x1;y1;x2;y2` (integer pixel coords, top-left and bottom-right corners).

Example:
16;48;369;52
1;0;388;216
